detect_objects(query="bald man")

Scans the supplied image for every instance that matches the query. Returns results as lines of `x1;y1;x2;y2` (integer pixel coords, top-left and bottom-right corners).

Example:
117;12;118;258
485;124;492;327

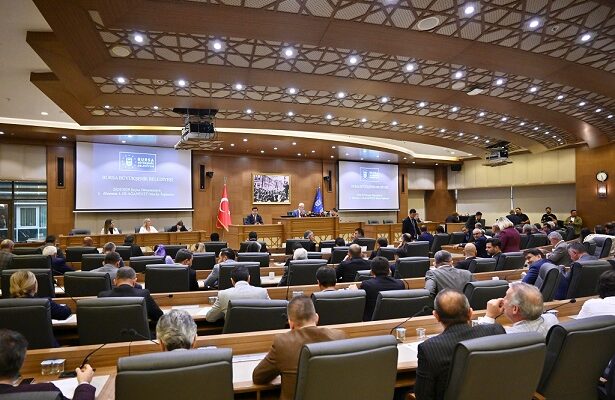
454;243;477;270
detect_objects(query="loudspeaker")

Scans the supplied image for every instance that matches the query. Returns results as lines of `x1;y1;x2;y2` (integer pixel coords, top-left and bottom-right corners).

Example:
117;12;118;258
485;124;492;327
451;164;462;172
401;174;405;193
199;165;205;190
57;157;65;188
206;171;214;178
325;170;332;192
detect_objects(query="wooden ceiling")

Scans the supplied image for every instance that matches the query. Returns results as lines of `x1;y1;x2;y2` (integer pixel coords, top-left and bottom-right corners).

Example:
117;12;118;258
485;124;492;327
23;0;615;156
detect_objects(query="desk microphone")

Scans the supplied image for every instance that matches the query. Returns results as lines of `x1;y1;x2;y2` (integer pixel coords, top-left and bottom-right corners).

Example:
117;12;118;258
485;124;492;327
54;280;78;307
121;328;158;356
58;341;107;378
389;305;433;335
545;298;576;313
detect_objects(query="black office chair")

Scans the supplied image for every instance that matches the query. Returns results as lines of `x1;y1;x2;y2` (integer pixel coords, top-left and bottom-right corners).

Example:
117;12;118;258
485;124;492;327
354;270;372;282
526;233;549;248
367;220;379;224
394;257;430;279
311;290;366;325
222;299;288;334
191;252;217;270
285;239;312;255
145;265;190;293
445;333;546;400
288;259;328;286
203;241;228;256
306;251;323;259
129;256;165;273
115;246;132;260
63;272;112;297
495;252;525;271
449;232;466;245
0;298;55;349
329;246;349;264
404;241;430;257
584;241;597;256
239;241;268;253
218;262;261;290
294;335;398;400
10;254;51;270
69;229;91;236
592;236;613;259
519;233;529;250
565;260;613;299
534;263;562;302
383;219;395;224
115;348;234;400
162;245;187;259
1;269;55;299
378;247;397;261
318;240;336;252
371;289;432;321
468;258;497;273
80;253;107;271
11;247;41;255
237;252;270;268
599;353;615;400
355;238;376;251
65;246;99;263
1;392;62;400
77;297;150;345
430;233;451;256
537;316;615;400
463;280;509;310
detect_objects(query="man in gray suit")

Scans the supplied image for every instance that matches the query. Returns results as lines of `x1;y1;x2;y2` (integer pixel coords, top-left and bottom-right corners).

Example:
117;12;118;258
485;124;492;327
546;231;570;266
425;250;473;298
90;251;121;281
205;265;270;322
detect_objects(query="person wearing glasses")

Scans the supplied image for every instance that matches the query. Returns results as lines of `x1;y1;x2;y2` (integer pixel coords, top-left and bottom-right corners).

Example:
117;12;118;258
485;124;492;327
472;229;488;258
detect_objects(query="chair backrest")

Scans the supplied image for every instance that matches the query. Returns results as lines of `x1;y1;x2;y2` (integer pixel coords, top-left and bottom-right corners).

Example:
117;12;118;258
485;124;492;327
218;262;261;290
162;245;187;259
355;238;376;250
237;252;270;268
371;289;432;321
404;241;430;257
114;246;132;260
1;392;61;400
203;241;228;256
1;269;54;299
239;241;267;253
449;232;466;245
65;246;99;262
495;252;524;271
77;297;150;345
534;263;562;302
444;333;546;400
538;315;615;400
378;247;397;261
367;219;379;224
0;298;55;349
592;236;613;259
526;233;549;248
566;260;613;299
468;258;497;273
383;219;395;224
191;252;217;270
519;233;529;250
354;270;372;281
145;265;190;293
431;233;451;255
64;272;112;297
295;335;398;400
285;239;312;255
583;241;597;256
462;280;510;310
129;256;165;273
10;254;51;270
563;226;576;241
288;259;328;286
306;251;323;259
69;229;91;236
222;299;288;334
329;246;350;264
11;247;41;255
116;348;234;400
318;240;336;251
80;253;107;271
311;289;366;325
394;257;430;279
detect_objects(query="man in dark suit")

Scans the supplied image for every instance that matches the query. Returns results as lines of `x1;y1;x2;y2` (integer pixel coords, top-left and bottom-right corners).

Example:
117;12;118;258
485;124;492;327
359;256;405;321
402;208;420;240
464;211;483;230
472;229;488;258
336;244;370;282
0;329;96;399
98;266;163;322
175;249;199;291
414;289;506;400
253;296;346;400
245;207;264;225
486;238;503;266
454;243;476;270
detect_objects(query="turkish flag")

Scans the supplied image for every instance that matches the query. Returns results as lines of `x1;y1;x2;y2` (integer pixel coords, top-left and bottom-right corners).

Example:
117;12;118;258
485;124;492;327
216;184;231;231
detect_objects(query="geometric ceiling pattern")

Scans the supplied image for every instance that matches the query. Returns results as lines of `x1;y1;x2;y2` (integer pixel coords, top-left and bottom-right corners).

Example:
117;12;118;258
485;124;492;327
23;0;615;159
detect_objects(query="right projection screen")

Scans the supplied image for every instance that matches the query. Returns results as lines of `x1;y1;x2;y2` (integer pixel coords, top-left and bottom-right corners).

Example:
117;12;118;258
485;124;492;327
338;161;399;211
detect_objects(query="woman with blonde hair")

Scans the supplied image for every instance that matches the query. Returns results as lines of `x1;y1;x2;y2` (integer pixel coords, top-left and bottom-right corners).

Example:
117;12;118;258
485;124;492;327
495;216;520;252
139;218;158;233
10;270;71;321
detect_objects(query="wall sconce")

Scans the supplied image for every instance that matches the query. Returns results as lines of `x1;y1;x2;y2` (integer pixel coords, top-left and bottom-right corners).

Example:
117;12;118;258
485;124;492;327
598;183;607;198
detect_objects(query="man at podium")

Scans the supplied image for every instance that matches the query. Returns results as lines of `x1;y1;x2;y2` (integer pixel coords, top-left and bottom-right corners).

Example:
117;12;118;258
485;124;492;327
245;207;264;225
291;202;307;218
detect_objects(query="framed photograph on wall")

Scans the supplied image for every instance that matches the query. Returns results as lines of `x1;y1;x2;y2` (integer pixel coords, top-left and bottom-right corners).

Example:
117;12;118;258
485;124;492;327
252;174;291;204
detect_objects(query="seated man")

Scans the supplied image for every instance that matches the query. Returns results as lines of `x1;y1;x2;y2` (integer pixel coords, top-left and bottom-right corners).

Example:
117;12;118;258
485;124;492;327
578;270;615;318
98;267;163;323
91;251;122;281
336;244;370;282
359;256;405;321
279;247;308;286
369;237;389;260
522;248;549;285
303;230;317;252
425;251;473;298
253;296;346;400
554;241;598;300
350;227;365;244
316;266;337;291
486;238;503;265
546;231;569;266
417;226;434;247
174;249;199;291
203;248;236;289
414;290;505;400
156;309;197;351
83;236;94;247
247;231;268;253
43;245;75;276
205;265;270;322
39;235;65;258
245;207;263;225
0;329;95;399
102;241;125;268
453;243;476;270
472;229;488;258
477;282;558;336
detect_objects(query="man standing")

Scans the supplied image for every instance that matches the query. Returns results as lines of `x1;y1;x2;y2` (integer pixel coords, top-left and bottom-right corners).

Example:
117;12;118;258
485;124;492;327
425;251;473;298
472;229;488;258
414;290;505;400
253;296;346;400
174;249;199;291
402;208;421;240
546;231;570;266
205;265;269;322
521;249;549;285
465;212;483;230
245;207;263;225
454;243;476;270
0;239;14;271
336;244;370;282
541;207;558;224
486;238;503;266
565;209;583;237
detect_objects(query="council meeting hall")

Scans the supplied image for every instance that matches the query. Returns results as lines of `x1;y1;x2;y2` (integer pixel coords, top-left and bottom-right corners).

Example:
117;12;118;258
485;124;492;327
0;1;614;399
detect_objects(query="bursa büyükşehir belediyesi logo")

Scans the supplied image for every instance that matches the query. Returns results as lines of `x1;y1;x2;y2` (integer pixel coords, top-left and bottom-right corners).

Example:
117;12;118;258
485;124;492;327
360;167;380;181
119;152;157;172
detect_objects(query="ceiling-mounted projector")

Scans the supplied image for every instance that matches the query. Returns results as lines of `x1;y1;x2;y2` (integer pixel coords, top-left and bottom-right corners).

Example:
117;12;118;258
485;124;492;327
173;108;223;150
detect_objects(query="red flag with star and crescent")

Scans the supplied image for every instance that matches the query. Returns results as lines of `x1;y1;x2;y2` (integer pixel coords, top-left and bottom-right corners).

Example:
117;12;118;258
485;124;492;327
216;183;231;231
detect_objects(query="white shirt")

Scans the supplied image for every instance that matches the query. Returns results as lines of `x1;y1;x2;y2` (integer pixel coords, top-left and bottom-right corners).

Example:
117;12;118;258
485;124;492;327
139;226;158;233
477;313;559;337
100;227;120;234
578;297;615;319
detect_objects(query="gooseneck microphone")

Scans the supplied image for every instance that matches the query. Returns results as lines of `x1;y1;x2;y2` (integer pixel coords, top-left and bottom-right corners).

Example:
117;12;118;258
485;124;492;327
389;305;433;335
545;298;576;313
121;328;158;356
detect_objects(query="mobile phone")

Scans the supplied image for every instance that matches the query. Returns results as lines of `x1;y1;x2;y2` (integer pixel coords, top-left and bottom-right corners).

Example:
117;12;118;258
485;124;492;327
58;371;78;379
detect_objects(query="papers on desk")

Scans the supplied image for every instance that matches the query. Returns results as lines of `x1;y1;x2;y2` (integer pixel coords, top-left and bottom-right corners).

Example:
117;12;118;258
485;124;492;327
51;375;109;399
233;353;267;363
165;304;212;317
53;314;77;325
320;248;332;254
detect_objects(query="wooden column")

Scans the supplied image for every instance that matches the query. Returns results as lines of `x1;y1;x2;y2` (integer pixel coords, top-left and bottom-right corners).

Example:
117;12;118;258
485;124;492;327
424;166;455;222
46;144;75;236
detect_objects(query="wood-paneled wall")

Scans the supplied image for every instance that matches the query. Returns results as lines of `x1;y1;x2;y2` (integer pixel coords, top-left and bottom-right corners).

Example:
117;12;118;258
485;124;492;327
46;145;75;236
575;143;615;228
424;166;455;222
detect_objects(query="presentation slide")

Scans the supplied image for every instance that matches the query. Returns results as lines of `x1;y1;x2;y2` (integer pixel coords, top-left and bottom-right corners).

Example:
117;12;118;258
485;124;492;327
76;142;192;211
338;161;399;211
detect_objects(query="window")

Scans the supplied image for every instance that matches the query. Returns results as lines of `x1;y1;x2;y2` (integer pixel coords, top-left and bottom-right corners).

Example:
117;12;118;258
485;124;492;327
0;181;47;241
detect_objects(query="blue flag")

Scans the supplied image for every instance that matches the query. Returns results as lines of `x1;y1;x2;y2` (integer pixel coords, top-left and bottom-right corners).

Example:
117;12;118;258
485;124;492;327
312;187;324;214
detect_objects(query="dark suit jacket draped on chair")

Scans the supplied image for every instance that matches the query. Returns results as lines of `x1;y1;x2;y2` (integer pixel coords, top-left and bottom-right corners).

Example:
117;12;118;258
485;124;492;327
98;284;163;322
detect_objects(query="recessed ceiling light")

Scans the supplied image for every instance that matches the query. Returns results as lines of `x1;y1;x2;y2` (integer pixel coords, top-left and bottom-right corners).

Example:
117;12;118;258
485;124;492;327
245;108;253;114
61;135;67;139
331;146;336;149
485;140;490;143
288;87;297;94
345;153;350;156
234;83;244;90
495;78;504;86
468;153;473;156
478;112;485;117
133;33;144;43
578;101;586;106
212;40;223;50
533;127;539;131
121;140;127;144
545;131;550;134
451;106;459;112
287;111;294;117
556;95;564;100
458;133;463;136
219;147;224;150
360;117;368;123
474;136;479;139
391;121;398;126
330;155;334;158
336;92;346;99
417;125;424;129
177;79;187;87
581;33;592;42
40;111;48;116
418;101;426;107
529;86;538;93
403;157;407;160
608;115;613;119
552;136;557;139
528;19;540;29
464;5;475;15
243;138;248;142
405;63;415;72
519;122;526;126
230;143;235;147
454;71;464;79
348;55;359;65
104;105;110;109
360;158;364;160
0;131;4;135
311;150;316;153
325;114;333;120
153;105;159;110
116;77;127;84
376;155;380;158
260;150;265;154
501;117;508;122
284;48;295;57
292;142;297;145
596;108;602;113
412;161;416;164
273;147;278;150
450;151;455;154
297;153;301;156
435;163;439;165
387;159;391;162
440;128;446;133
380;96;389;103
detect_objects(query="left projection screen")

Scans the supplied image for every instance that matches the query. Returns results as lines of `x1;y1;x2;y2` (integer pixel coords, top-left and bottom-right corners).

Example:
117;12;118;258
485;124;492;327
76;142;192;211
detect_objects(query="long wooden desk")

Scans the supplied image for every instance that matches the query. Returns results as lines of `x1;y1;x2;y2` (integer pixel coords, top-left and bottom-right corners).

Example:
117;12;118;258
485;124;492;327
58;231;209;250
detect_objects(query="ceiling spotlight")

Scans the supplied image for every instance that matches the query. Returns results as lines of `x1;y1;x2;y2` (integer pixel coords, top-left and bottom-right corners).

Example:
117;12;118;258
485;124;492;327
440;128;446;133
495;78;504;86
454;71;464;79
405;63;415;72
348;55;359;65
292;142;297;145
417;125;424;129
450;151;456;154
177;79;187;87
529;86;538;93
243;138;248;142
474;136;479;139
104;105;111;109
325;114;333;120
451;106;459;112
330;155;334;158
519;122;526;126
311;150;316;153
545;131;550;134
116;76;126;84
40;111;48;116
418;102;426;107
212;40;223;50
153;105;159;110
230;143;235;147
403;157;407;160
360;118;368;123
391;121;398;126
435;163;439;165
580;33;592;42
501;117;508;122
260;150;265;154
464;5;475;15
412;161;416;164
245;108;253;114
380;96;389;103
596;108;602;113
61;135;68;139
336;91;346;99
458;133;463;136
122;140;127;144
133;33;144;43
608;115;613;119
0;131;4;135
287;111;294;117
345;153;350;156
297;153;302;156
273;147;278;150
288;87;297;94
557;95;564;100
478;112;485;117
234;83;244;90
485;140;490;143
284;48;295;57
332;146;336;149
528;19;540;29
579;101;586;106
533;127;539;131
